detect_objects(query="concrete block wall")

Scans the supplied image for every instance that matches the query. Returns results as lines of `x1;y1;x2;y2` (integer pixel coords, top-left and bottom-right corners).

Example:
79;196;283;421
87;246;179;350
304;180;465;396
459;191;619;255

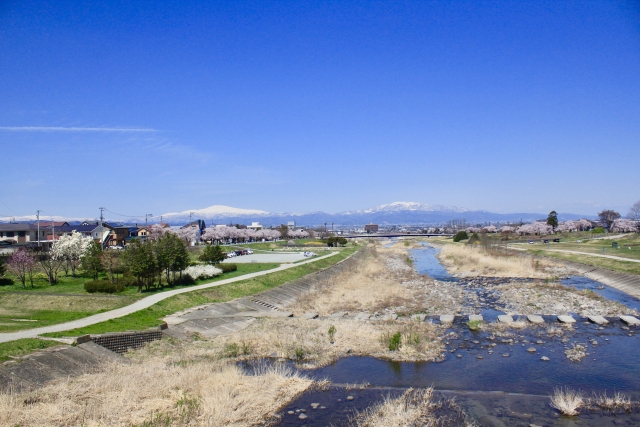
91;330;163;354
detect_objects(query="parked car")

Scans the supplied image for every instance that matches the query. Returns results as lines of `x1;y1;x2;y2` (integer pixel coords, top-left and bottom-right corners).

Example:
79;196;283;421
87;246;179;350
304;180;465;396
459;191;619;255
303;251;317;257
553;238;560;243
543;239;549;243
528;240;534;244
246;249;254;254
234;250;244;256
226;252;236;258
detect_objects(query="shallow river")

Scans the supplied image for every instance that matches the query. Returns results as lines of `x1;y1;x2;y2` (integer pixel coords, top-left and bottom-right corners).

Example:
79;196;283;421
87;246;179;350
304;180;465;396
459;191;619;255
273;244;640;426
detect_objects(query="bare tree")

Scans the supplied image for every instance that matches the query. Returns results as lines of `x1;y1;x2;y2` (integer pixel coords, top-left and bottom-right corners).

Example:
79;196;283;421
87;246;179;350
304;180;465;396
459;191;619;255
628;200;640;221
598;210;621;231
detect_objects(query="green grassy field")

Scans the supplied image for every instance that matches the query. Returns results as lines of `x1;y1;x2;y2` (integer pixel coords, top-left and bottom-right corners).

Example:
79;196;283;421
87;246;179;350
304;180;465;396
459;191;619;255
527;249;640;275
0;338;64;362
0;263;278;333
43;246;358;338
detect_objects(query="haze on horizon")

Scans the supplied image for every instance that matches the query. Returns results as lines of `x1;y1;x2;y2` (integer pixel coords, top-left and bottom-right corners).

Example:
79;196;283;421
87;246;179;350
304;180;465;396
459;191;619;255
1;1;639;219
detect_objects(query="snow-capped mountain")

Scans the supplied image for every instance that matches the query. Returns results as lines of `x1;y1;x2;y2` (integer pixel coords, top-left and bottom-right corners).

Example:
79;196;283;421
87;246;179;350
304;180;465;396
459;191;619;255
341;202;469;215
161;205;269;221
0;202;592;226
0;214;87;223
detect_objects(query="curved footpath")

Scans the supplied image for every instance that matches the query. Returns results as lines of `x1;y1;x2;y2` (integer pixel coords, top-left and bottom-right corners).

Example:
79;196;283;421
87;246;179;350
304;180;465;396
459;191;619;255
543;249;640;263
511;246;640;264
0;251;339;344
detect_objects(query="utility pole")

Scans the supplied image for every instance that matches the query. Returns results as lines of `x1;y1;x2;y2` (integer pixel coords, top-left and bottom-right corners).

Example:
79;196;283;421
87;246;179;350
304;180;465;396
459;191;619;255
160;215;163;224
189;212;194;224
99;207;106;249
145;214;153;226
37;210;41;247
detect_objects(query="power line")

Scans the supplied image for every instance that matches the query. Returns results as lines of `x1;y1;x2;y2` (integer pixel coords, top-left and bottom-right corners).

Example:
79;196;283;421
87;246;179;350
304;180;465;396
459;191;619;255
0;199;22;216
104;208;143;218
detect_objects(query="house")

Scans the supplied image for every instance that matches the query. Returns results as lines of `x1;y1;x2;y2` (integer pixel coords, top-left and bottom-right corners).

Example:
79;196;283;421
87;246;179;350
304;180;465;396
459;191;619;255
247;222;263;230
95;223;135;248
38;221;70;228
364;223;379;233
49;223;99;240
0;223;43;245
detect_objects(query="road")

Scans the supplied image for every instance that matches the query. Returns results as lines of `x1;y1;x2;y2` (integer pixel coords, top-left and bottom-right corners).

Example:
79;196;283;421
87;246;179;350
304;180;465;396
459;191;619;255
0;251;338;344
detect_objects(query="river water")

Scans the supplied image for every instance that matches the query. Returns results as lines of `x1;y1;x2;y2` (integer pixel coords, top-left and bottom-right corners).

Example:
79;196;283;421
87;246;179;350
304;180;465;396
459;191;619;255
273;244;640;426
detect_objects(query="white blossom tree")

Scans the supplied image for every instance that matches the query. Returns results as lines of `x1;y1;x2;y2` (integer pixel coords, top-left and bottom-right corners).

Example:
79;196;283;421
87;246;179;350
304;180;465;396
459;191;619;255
51;231;92;276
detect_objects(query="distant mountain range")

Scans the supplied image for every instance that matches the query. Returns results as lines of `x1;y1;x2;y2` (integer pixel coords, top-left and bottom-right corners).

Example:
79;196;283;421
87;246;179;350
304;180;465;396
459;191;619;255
0;202;594;227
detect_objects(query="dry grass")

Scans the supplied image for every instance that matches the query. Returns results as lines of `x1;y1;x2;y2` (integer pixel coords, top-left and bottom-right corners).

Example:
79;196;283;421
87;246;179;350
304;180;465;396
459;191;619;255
550;387;584;416
206;317;445;368
292;247;420;315
589;392;633;411
0;293;128;314
349;388;439;427
438;244;561;278
0;357;314;426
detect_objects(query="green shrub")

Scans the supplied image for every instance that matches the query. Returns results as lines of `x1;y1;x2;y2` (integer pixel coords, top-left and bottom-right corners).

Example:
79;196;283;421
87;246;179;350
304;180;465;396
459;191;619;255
219;263;238;273
294;347;305;360
592;227;605;234
224;342;239;358
388;332;402;351
84;279;125;294
0;277;14;286
467;233;480;245
328;325;336;343
467;320;483;331
176;275;196;286
453;231;469;242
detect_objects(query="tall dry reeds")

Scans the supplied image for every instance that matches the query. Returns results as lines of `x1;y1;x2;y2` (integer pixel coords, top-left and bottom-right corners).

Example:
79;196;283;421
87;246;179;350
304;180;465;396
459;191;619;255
293;247;420;315
0;357;314;427
349;387;438;427
438;244;557;278
550;387;583;416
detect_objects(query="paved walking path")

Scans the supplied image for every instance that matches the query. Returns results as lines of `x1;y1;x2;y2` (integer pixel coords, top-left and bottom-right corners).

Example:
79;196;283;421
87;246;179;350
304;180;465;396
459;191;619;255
512;247;640;264
0;251;339;344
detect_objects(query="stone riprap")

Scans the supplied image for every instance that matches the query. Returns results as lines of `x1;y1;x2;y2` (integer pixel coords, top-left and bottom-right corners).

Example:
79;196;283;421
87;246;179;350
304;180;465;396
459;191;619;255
468;315;483;322
162;249;363;340
0;342;124;393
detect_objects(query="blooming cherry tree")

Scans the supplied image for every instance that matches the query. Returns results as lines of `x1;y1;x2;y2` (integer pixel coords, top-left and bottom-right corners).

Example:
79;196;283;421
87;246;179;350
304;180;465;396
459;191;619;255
7;249;36;288
611;219;638;233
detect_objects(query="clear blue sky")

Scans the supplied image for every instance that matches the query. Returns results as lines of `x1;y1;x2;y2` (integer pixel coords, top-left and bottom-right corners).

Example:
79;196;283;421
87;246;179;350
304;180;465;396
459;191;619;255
1;0;639;219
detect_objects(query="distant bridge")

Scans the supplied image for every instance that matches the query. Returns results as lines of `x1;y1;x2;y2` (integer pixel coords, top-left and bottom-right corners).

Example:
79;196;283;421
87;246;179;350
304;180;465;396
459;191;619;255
341;233;453;238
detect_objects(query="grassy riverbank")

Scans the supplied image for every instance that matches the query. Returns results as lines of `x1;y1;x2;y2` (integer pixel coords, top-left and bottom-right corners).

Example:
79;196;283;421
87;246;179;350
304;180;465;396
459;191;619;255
43;247;358;337
0;263;278;333
526;249;640;275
